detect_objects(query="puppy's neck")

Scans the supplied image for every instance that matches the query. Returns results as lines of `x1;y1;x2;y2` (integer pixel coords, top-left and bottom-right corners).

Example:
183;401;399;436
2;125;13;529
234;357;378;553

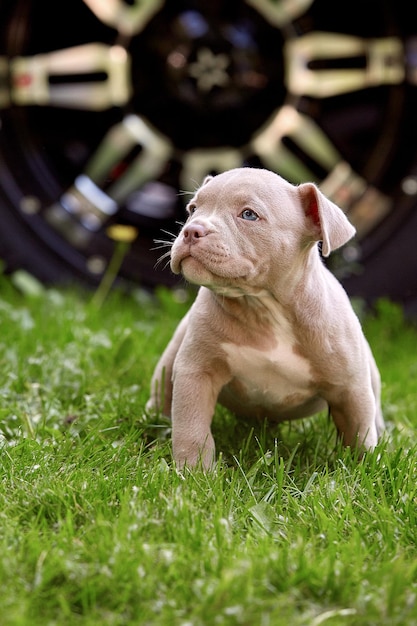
205;247;328;326
208;288;294;333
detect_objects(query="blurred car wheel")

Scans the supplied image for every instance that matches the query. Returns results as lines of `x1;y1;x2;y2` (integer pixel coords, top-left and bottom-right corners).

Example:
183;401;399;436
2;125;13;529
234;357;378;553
1;0;417;310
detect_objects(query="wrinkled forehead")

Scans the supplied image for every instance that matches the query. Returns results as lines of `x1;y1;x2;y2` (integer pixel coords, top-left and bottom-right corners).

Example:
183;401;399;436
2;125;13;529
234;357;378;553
192;168;295;208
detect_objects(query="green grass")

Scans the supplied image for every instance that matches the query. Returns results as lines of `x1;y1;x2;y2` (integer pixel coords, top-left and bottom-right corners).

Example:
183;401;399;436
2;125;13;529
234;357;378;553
0;276;417;625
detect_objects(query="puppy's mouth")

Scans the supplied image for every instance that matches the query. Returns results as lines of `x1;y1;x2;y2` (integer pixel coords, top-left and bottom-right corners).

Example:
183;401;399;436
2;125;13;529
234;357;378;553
172;250;225;281
171;243;253;286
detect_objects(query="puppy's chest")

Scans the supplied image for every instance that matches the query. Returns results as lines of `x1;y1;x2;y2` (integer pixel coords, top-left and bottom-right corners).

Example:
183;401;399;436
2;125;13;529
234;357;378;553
222;335;313;395
216;303;315;398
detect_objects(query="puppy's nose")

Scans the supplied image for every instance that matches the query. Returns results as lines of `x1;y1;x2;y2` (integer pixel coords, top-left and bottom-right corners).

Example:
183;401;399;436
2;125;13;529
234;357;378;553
182;223;208;242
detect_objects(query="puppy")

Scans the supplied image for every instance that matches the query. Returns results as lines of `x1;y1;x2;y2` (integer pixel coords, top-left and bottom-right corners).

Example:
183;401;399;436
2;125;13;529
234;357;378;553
147;167;384;468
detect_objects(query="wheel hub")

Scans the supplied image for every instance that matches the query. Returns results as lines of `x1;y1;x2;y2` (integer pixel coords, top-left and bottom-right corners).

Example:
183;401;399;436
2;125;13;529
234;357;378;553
129;5;285;149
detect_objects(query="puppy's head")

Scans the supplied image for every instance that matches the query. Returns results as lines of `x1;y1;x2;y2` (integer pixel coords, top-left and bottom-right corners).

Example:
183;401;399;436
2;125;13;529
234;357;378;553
170;168;355;295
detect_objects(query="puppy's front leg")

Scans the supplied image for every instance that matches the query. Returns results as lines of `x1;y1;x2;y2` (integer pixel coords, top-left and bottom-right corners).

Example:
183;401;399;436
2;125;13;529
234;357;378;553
147;313;190;417
171;370;225;470
330;389;379;452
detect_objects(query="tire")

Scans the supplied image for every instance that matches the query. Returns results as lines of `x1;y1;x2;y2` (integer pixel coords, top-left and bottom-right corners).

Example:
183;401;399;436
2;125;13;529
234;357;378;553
1;0;417;309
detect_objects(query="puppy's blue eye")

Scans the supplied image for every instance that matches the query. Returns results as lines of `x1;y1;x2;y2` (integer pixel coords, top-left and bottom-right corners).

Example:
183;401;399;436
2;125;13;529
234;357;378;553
240;209;259;221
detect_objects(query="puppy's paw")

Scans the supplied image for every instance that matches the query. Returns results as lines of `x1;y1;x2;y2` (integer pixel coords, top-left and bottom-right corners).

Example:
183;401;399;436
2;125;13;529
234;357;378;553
145;397;158;415
173;433;216;471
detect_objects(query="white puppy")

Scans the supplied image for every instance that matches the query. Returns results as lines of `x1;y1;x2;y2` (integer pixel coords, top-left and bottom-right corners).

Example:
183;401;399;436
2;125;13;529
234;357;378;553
148;168;384;468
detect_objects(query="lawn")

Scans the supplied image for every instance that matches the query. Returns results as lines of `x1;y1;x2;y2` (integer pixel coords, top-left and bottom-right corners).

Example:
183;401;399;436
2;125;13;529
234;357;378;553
0;274;417;625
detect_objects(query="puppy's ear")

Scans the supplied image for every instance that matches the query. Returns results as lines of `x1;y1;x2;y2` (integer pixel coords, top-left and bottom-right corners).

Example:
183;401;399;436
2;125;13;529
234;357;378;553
298;182;356;256
202;175;214;186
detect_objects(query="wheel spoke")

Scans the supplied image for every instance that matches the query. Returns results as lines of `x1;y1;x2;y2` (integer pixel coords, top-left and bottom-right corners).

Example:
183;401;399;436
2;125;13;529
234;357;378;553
180;148;243;193
85;114;173;204
83;0;164;36
245;0;314;28
9;44;131;109
320;162;391;236
405;37;417;84
251;105;340;182
43;171;121;246
251;105;391;234
285;33;404;98
0;57;10;107
44;115;173;238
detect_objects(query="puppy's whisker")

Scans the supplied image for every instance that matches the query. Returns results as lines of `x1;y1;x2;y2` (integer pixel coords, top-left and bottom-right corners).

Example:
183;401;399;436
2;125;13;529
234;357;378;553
153;236;174;245
189;178;201;193
151;244;172;253
151;227;178;252
160;228;179;240
153;239;173;245
154;250;172;270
